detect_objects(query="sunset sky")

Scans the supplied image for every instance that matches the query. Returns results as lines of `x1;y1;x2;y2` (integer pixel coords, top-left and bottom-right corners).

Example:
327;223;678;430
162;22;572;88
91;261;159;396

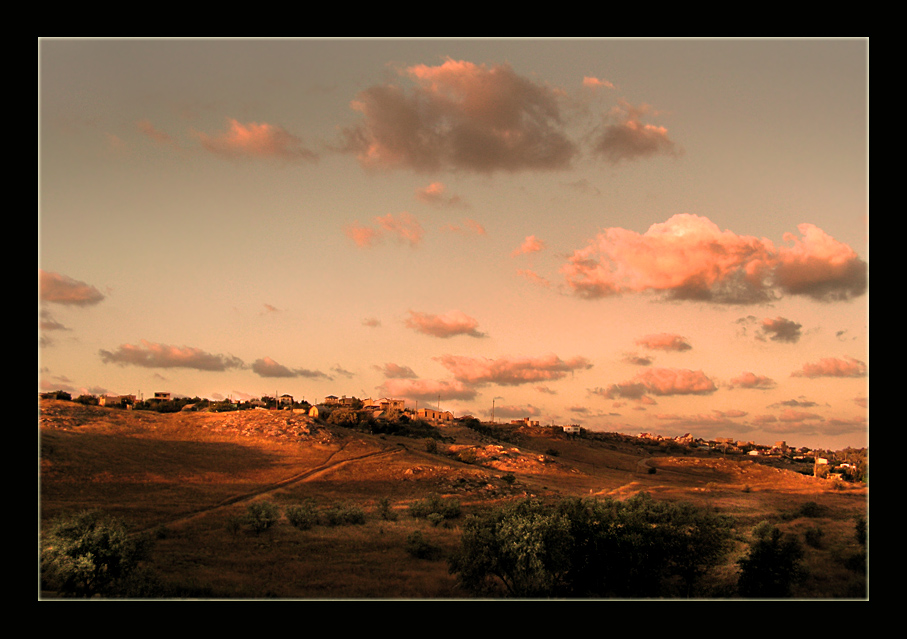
38;38;869;450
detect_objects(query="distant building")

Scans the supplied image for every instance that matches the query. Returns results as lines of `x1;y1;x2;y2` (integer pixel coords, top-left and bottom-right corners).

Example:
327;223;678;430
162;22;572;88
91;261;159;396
98;394;136;407
150;392;171;402
563;425;581;435
363;397;406;412
416;407;454;423
279;394;294;406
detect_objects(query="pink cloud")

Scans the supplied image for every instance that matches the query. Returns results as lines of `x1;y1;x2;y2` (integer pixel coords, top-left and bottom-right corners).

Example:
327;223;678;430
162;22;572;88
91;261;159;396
99;340;243;371
341;59;577;173
792;356;868;378
561;214;867;303
728;372;777;390
378;378;477;402
435;353;592;386
592;101;679;164
251;356;332;380
137;119;176;146
602;367;717;399
516;269;551;288
773;223;869;301
415;181;465;207
583;76;615;90
444;218;486;235
346;212;424;248
635;333;692;352
512;235;546;257
375;212;424;246
377;362;418;379
404;310;486;339
197;118;317;162
758;317;803;343
39;270;105;306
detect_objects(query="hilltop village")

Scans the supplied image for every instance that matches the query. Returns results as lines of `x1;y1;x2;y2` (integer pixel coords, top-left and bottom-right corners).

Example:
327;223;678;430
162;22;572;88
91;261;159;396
39;388;868;484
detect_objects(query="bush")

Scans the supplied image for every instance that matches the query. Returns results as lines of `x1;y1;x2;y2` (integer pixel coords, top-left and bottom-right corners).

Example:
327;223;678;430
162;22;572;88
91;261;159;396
286;501;319;530
245;501;280;535
448;493;734;598
41;510;152;598
409;494;461;521
804;526;824;549
323;503;366;527
406;530;442;560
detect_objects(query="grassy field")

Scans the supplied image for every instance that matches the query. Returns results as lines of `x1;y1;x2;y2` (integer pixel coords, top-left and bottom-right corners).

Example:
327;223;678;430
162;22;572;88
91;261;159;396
38;400;868;599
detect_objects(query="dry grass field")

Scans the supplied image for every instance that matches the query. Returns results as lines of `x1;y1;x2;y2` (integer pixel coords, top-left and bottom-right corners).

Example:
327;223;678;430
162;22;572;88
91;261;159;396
38;400;868;599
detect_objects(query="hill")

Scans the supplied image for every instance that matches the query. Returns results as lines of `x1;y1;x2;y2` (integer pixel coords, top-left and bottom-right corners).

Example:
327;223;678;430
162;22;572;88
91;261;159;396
38;400;868;599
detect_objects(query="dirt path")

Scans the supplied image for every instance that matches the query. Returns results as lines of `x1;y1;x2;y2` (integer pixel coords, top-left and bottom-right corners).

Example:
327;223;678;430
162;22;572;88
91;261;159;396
139;442;404;532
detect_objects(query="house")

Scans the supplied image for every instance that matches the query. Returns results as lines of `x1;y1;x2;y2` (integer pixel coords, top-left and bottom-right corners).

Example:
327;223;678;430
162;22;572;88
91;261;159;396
279;394;294;406
324;395;340;405
416;407;454;423
98;394;136;407
151;392;171;402
510;417;540;427
309;405;331;419
562;425;581;435
363;397;406;412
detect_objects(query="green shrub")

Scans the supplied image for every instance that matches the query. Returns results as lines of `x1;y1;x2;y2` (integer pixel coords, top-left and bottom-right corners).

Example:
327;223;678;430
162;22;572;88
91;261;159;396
323;503;366;527
449;493;734;598
245;501;280;535
286;501;319;530
409;494;461;520
41;510;152;597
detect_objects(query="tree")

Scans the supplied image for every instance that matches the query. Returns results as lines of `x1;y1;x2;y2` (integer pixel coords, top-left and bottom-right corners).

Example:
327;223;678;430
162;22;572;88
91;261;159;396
736;521;805;598
41;510;151;597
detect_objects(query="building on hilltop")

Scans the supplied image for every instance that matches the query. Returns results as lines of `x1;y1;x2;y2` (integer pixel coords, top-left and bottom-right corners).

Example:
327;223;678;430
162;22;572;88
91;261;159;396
416;407;454;423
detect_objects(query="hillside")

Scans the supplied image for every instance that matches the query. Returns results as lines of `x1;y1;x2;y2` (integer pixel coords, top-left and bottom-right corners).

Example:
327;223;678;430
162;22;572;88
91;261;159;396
38;400;869;599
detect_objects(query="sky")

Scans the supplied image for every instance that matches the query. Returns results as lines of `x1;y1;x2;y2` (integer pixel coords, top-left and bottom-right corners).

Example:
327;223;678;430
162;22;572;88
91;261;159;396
38;38;869;451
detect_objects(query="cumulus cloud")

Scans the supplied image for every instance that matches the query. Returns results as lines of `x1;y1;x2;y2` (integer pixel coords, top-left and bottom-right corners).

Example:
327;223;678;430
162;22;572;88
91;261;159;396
728;372;777;390
345;212;424;248
405;310;486;339
340;58;578;174
792;356;868;378
511;235;546;257
635;333;692;352
600;367;717;399
561;214;868;304
378;378;477;402
197;118;317;162
99;340;243;371
435;353;593;386
39;270;105;306
251;356;331;380
592;101;680;164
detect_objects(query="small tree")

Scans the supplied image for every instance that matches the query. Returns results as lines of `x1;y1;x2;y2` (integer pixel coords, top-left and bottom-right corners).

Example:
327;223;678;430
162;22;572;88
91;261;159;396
41;510;151;597
737;521;805;598
245;501;280;535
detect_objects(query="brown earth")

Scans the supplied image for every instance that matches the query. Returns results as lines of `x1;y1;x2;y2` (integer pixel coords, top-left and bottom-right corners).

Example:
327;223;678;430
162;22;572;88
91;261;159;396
38;400;869;599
